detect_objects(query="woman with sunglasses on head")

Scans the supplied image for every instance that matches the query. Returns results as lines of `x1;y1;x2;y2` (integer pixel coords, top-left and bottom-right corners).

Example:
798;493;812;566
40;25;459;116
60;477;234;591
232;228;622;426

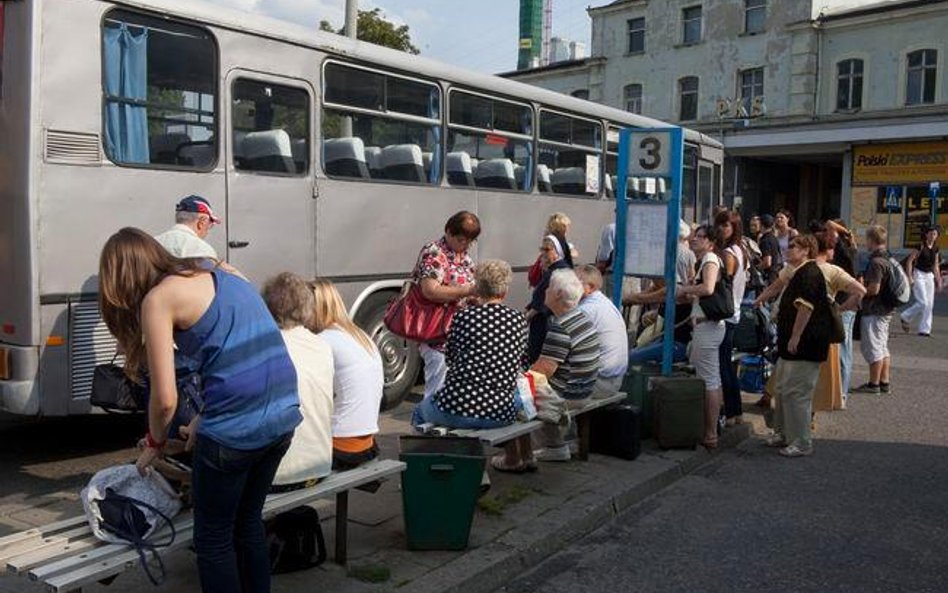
98;228;301;593
677;225;726;449
713;210;749;427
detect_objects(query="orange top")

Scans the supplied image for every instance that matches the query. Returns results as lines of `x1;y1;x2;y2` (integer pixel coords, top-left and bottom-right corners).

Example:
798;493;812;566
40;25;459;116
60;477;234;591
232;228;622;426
333;435;375;453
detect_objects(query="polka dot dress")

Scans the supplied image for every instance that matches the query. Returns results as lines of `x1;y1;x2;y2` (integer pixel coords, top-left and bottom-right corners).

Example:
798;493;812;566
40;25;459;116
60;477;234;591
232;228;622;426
434;303;527;422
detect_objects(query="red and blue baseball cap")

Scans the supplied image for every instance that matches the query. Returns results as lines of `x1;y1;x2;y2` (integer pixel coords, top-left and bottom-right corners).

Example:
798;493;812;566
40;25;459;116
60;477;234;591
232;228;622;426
175;195;221;224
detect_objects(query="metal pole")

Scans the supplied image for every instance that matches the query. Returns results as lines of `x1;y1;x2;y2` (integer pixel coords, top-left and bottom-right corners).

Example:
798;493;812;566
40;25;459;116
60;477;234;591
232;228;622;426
613;131;630;309
660;128;684;376
344;0;358;38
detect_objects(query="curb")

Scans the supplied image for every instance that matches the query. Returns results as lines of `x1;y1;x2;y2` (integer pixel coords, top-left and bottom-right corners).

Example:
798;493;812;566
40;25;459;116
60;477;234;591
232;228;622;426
404;423;752;593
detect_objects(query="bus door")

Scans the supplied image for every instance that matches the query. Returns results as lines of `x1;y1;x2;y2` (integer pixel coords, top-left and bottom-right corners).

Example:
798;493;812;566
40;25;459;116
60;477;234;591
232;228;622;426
225;71;316;281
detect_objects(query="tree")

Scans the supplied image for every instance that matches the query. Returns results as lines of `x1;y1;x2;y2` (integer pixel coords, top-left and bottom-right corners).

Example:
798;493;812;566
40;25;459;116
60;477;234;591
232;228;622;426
319;8;420;55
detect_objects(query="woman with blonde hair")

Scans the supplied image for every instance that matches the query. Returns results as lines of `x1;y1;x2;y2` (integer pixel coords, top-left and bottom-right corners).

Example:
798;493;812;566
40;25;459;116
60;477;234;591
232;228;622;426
309;278;385;470
98;227;300;593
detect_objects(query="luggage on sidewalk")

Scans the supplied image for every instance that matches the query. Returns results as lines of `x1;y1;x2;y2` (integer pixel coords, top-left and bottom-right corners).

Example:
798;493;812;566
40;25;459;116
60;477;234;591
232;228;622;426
649;376;706;449
588;404;642;460
622;364;690;438
738;354;770;394
733;302;773;354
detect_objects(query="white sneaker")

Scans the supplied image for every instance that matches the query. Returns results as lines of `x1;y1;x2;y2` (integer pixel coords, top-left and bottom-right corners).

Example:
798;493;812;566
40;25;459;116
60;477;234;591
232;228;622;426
764;434;787;448
534;445;571;462
778;444;813;458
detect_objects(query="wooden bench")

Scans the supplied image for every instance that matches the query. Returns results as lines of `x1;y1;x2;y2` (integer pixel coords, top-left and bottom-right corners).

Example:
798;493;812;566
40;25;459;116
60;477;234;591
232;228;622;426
448;391;626;461
0;458;405;593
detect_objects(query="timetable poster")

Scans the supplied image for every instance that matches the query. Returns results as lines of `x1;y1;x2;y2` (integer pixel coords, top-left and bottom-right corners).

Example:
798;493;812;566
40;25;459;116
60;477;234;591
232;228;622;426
624;201;668;277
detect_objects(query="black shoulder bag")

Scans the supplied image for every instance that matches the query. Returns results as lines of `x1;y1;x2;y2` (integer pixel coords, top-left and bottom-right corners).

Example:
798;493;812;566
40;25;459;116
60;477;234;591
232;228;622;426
97;488;176;585
698;260;735;322
91;355;147;412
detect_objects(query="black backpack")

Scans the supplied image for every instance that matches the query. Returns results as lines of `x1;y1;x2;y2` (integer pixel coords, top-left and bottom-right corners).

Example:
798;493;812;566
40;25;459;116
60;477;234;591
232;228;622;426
266;507;327;574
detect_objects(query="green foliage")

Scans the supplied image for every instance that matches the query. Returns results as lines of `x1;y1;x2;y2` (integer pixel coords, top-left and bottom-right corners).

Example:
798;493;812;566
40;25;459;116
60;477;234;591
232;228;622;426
321;8;420;54
476;485;535;517
348;563;391;583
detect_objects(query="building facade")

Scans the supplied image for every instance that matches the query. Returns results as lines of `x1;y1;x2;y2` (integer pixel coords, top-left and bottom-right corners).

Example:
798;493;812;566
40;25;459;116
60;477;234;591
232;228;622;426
504;0;948;249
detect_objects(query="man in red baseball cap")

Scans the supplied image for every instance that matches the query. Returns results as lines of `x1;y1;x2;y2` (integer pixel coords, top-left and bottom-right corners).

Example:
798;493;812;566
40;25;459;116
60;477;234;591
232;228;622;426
155;195;221;259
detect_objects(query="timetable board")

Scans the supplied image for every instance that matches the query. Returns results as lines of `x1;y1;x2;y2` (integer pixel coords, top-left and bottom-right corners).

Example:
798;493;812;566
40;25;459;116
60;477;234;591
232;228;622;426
623;201;668;277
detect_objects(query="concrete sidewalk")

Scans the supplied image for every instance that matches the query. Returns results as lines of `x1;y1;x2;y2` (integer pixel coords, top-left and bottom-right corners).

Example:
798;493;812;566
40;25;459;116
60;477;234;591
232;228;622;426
0;399;751;593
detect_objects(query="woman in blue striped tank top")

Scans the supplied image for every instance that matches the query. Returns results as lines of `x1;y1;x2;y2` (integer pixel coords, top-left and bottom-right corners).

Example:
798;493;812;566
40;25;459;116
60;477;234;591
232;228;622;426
99;228;302;593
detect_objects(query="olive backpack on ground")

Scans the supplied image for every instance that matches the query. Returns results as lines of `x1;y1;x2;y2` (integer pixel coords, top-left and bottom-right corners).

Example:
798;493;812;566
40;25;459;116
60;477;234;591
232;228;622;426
588;404;642;460
649;375;706;449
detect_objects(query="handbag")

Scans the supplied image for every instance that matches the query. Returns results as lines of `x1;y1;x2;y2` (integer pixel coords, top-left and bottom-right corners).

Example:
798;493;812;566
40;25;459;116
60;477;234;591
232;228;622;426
91;355;147;412
827;300;845;344
383;281;456;343
266;506;327;574
698;271;735;322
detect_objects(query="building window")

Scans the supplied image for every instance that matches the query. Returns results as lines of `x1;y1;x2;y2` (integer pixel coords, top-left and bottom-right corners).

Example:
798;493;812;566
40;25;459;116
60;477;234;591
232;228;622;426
745;0;766;34
682;6;702;45
571;89;590;100
627;17;645;53
679;77;698;121
836;59;863;111
624;84;643;114
906;49;937;105
740;67;764;113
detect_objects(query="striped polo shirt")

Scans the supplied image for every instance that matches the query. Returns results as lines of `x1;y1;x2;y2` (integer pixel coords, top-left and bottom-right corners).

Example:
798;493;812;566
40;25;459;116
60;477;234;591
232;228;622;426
541;307;601;400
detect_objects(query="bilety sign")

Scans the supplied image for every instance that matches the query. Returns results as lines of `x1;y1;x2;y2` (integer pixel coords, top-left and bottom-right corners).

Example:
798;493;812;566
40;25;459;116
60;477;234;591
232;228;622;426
853;141;948;185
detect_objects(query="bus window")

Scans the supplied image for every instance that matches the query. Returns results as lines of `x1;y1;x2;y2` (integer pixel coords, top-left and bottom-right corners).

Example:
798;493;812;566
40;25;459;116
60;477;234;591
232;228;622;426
539;110;602;198
0;2;5;100
322;62;441;184
682;145;698;222
232;79;309;175
447;90;533;192
101;10;217;168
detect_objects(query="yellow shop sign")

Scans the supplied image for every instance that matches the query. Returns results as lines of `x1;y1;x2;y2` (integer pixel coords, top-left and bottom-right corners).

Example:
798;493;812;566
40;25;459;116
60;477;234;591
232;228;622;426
853;142;948;185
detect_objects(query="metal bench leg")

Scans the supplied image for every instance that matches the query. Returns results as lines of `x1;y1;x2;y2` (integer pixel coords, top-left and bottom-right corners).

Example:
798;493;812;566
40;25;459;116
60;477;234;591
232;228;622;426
335;491;349;565
577;416;591;461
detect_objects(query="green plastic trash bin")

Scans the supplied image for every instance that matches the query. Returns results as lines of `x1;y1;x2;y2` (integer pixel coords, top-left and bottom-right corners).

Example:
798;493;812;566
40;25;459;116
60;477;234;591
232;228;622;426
399;436;485;550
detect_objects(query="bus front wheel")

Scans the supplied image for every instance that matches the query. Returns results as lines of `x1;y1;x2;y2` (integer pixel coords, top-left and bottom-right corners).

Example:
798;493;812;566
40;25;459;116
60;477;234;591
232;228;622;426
354;291;421;411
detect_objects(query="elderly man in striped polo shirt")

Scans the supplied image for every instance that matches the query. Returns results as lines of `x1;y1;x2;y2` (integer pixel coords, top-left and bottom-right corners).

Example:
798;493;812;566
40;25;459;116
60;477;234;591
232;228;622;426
531;268;601;462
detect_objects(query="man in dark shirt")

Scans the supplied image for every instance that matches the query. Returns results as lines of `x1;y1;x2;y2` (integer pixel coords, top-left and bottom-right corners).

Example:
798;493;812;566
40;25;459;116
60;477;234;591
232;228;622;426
854;225;895;395
823;219;859;400
757;214;782;286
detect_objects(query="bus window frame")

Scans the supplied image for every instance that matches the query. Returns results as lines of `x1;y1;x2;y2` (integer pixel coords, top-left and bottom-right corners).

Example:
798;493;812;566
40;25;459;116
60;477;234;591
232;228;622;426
99;8;221;173
230;76;313;178
537;107;604;199
446;87;535;194
320;59;443;185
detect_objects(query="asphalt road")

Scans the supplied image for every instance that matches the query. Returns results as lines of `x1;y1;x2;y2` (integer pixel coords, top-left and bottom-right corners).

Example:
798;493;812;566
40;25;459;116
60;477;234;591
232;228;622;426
495;298;948;593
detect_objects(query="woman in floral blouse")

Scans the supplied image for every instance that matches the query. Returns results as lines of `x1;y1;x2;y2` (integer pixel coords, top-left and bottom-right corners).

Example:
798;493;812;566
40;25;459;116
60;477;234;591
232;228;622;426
412;211;480;401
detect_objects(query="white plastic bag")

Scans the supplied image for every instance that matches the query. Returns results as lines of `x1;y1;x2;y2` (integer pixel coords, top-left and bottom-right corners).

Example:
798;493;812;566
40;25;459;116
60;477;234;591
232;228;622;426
515;373;538;420
81;464;182;544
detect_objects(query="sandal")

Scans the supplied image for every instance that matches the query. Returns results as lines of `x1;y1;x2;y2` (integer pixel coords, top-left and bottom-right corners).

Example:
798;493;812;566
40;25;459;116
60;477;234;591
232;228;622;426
490;454;529;474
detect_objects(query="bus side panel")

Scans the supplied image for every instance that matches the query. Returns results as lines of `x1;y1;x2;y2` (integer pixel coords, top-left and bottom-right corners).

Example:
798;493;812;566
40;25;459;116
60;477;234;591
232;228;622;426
0;0;38;347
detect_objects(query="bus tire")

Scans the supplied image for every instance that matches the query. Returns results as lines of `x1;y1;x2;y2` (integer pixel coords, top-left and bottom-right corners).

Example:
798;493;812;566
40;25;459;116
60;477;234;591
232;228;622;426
354;291;421;411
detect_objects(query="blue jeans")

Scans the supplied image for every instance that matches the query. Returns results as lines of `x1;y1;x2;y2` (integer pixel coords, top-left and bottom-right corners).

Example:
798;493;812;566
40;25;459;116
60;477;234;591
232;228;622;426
191;432;292;593
719;322;742;418
838;310;857;399
628;341;688;364
411;395;512;430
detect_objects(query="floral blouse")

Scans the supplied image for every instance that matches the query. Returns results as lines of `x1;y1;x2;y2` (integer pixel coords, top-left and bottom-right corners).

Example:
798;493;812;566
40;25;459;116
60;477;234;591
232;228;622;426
412;236;475;289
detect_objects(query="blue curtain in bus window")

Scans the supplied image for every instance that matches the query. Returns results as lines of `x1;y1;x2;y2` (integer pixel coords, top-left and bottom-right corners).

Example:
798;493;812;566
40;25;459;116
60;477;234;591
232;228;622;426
103;24;149;164
521;110;533;191
428;89;441;184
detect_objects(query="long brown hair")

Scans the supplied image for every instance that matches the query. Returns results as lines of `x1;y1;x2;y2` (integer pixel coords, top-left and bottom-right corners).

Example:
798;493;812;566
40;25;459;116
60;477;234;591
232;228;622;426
308;278;376;354
714;210;749;270
98;227;209;381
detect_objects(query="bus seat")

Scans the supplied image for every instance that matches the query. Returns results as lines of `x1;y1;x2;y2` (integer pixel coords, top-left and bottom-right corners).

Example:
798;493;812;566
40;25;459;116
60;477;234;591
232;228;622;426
537;164;552;193
474;158;516;190
291;138;308;172
365;146;383;178
242;129;296;173
446;152;474;187
381;144;424;182
513;164;526;189
552;166;587;195
324;137;369;178
150;133;191;165
176;141;216;168
422;151;432;178
604;173;614;198
233;130;248;164
470;158;479;176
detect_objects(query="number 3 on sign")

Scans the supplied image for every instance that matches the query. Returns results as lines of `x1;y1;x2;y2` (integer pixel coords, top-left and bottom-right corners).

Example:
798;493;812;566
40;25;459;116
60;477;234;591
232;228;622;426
628;130;672;177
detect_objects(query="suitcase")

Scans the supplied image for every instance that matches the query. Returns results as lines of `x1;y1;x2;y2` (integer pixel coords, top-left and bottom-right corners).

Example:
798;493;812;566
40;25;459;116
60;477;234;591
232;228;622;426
588;404;642;460
649;375;706;449
621;364;690;438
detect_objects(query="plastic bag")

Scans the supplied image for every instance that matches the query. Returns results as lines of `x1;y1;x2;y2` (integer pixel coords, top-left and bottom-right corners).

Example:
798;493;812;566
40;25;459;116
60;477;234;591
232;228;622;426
515;373;538;420
82;464;181;545
531;372;569;427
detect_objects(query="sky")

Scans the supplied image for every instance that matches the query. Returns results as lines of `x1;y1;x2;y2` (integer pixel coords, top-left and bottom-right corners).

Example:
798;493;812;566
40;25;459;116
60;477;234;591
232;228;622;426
201;0;596;74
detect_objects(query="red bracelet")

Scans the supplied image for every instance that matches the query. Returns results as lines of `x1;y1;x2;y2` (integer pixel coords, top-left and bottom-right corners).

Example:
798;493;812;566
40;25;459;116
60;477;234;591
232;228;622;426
144;432;166;450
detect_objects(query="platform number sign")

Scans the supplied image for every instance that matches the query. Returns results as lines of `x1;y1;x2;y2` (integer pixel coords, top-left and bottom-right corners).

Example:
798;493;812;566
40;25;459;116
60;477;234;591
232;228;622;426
628;130;673;177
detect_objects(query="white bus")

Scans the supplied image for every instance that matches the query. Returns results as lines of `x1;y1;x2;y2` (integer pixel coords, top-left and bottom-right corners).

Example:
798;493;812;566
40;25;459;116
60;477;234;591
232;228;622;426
0;0;723;415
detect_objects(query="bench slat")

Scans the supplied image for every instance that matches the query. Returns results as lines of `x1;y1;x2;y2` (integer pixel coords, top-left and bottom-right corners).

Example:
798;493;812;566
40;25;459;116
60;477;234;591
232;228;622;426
33;459;406;591
6;533;100;574
0;525;96;567
0;516;89;552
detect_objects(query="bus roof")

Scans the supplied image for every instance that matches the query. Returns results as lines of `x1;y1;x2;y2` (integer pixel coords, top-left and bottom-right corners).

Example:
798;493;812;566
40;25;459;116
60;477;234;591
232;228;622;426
109;0;721;150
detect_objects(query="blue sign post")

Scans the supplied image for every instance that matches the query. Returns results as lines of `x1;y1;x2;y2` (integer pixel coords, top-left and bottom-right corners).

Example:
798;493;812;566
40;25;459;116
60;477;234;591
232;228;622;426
612;127;684;376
